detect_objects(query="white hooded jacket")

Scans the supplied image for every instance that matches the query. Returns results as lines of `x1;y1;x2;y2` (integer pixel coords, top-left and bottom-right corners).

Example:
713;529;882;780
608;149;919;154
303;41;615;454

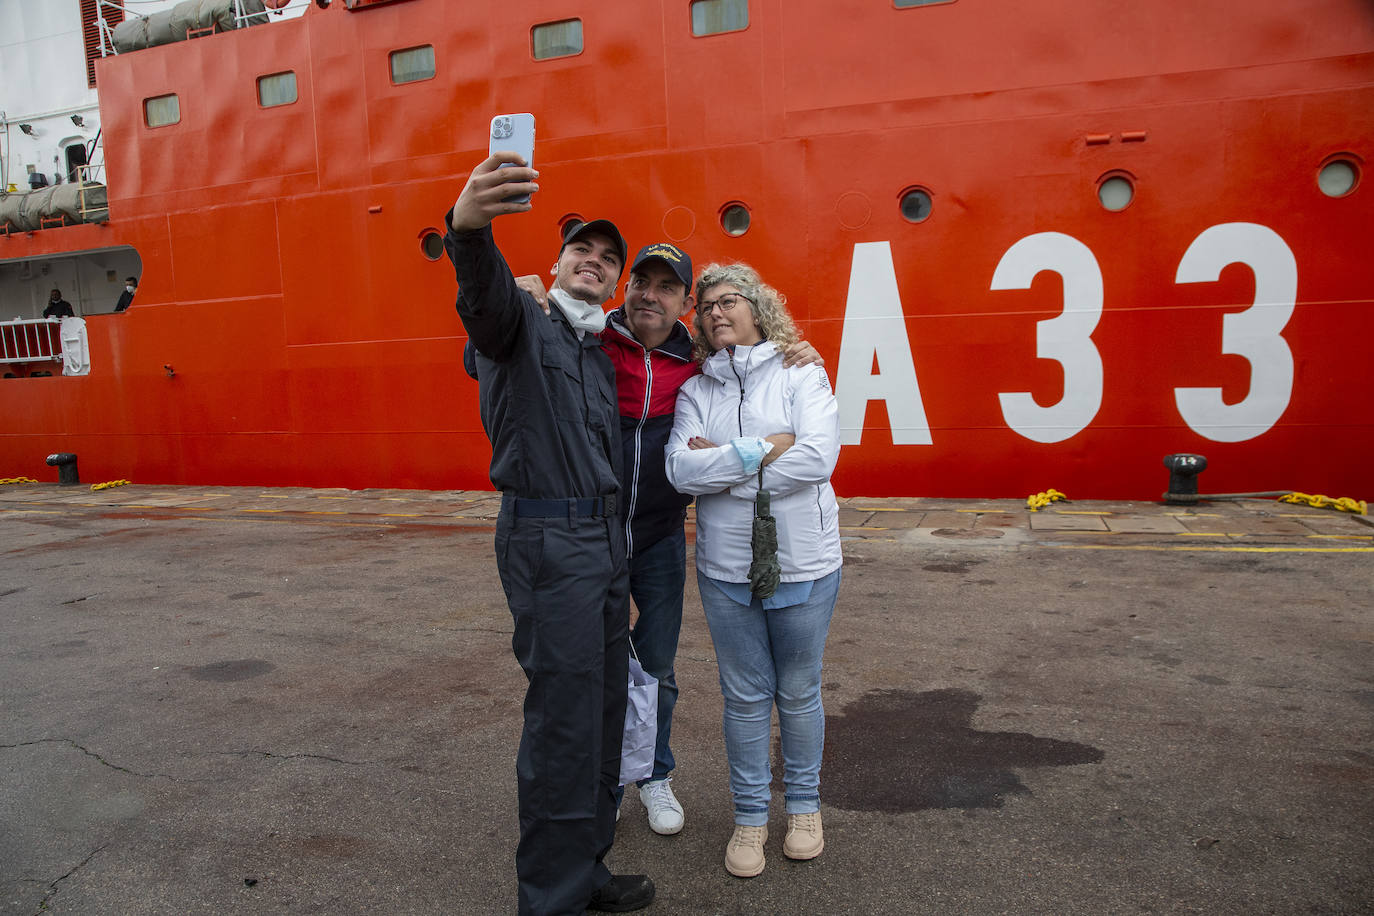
666;340;842;583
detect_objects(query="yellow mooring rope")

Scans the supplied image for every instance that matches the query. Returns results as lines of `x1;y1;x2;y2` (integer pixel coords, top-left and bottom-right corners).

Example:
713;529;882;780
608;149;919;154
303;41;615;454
1;477;39;485
1026;488;1068;512
1277;492;1367;515
90;479;132;491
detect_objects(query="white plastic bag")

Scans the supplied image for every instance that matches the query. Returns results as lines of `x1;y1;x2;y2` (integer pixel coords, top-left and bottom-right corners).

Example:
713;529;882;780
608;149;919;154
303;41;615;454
619;651;657;786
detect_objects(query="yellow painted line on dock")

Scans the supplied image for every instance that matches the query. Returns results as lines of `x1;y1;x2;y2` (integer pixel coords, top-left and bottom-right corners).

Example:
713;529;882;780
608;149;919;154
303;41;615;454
1164;512;1224;517
317;496;351;500
1;509;62;515
304;510;347;515
1054;510;1113;515
1176;531;1230;537
258;494;291;499
1048;544;1373;554
242;509;283;514
381;513;423;518
1307;534;1373;541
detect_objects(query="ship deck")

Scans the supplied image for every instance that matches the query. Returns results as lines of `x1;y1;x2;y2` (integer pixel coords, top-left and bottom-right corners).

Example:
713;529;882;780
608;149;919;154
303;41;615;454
2;484;1371;914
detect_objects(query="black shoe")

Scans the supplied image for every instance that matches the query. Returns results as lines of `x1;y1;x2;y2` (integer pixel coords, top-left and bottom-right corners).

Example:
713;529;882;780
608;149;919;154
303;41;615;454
586;874;655;912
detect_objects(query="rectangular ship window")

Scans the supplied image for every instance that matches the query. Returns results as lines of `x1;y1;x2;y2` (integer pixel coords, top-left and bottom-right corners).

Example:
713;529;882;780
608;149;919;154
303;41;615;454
532;19;583;59
390;45;436;85
257;71;298;107
691;0;748;35
144;94;180;128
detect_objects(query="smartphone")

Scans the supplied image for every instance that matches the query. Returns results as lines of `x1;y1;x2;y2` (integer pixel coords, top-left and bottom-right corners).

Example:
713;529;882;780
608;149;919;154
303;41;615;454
489;113;536;204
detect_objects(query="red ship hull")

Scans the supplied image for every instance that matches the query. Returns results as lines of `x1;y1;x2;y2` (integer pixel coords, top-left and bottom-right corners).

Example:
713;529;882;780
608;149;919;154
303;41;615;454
2;0;1371;499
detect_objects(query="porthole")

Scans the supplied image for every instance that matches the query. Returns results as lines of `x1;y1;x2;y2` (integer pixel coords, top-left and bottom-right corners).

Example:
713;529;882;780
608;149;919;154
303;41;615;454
899;187;933;223
1097;172;1134;212
257;71;297;108
532;19;583;59
419;229;443;261
691;0;748;35
558;213;585;238
389;45;435;85
1318;156;1359;198
720;202;751;237
144;94;180;128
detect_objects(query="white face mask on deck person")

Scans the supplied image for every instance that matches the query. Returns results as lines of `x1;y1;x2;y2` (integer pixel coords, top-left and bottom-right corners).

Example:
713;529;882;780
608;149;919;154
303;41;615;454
548;288;608;336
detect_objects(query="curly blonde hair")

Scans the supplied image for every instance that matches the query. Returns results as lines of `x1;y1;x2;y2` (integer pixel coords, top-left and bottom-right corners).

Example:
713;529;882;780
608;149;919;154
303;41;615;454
691;262;800;362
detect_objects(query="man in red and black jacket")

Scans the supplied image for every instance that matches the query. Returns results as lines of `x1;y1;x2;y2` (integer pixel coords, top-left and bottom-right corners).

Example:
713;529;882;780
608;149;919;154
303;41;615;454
599;244;701;836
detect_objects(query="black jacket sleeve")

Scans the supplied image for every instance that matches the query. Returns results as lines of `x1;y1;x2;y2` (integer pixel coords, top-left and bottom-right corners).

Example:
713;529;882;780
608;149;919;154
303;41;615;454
444;216;526;363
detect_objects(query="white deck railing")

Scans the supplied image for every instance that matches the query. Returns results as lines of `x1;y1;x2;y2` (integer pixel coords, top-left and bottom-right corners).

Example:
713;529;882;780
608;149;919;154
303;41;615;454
0;318;63;365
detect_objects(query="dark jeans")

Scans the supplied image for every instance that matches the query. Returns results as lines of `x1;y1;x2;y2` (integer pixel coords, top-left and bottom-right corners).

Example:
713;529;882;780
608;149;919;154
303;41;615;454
496;508;629;916
628;525;686;784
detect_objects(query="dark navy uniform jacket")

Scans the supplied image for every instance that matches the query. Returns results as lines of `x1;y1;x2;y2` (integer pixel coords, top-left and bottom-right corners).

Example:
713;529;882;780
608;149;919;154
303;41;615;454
445;221;621;501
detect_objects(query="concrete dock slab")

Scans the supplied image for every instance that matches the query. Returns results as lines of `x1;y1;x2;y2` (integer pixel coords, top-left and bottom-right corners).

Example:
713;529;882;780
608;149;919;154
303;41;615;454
1;483;1371;915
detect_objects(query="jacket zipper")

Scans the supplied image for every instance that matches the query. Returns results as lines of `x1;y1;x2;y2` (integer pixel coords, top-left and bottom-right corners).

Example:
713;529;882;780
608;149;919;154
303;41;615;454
730;349;746;437
626;346;654;557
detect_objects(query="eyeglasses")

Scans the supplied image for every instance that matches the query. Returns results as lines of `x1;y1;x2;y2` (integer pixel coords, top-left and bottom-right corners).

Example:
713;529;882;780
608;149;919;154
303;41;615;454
696;292;753;317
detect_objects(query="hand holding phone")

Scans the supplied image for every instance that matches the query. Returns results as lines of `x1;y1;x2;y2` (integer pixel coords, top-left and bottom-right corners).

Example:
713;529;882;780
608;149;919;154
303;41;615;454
489;113;536;204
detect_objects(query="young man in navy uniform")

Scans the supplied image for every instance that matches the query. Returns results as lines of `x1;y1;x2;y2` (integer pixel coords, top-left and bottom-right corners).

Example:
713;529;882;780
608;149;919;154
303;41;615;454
445;152;654;915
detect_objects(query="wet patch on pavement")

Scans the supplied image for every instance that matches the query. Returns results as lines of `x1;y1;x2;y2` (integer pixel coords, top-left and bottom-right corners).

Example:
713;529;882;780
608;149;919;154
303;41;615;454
822;688;1104;813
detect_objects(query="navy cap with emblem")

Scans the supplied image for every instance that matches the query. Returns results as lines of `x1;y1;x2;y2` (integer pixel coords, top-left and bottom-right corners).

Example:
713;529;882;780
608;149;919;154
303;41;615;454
629;242;693;289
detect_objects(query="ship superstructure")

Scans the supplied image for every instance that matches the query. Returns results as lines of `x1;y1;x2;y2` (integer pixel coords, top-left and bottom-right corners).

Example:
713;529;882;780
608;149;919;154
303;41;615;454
1;0;1370;498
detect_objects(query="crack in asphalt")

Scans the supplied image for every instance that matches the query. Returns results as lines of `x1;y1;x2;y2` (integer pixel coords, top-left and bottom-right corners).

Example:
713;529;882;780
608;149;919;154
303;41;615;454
32;843;108;916
0;738;181;780
218;750;370;766
2;739;371;773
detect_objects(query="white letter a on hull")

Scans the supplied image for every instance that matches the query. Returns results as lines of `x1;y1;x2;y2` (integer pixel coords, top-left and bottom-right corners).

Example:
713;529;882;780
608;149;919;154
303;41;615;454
835;242;932;446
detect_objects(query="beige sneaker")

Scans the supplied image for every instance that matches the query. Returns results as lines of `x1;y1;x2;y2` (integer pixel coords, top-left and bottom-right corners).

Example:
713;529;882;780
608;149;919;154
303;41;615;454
724;824;768;877
783;812;824;860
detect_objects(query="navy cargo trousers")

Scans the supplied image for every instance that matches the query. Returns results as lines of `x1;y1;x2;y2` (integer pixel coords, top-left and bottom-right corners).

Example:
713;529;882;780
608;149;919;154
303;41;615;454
495;497;630;916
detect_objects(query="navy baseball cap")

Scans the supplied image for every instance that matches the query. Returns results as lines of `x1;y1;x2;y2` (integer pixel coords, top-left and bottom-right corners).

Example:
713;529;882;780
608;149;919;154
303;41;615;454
560;219;628;274
630;243;693;289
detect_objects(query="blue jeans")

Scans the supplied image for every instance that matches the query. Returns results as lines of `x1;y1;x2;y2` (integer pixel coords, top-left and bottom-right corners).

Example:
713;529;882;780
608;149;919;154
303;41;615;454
698;568;840;826
628;526;686;784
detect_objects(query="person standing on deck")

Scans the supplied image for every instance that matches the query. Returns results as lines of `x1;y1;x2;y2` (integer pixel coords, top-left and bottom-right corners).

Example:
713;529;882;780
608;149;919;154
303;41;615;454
444;152;655;915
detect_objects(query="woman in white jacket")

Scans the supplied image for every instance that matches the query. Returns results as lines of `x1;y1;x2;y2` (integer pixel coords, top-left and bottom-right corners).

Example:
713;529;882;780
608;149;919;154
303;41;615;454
665;263;842;879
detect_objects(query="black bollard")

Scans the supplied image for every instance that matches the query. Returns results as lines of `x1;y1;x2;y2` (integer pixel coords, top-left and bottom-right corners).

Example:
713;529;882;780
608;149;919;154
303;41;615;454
46;452;80;486
1162;453;1207;504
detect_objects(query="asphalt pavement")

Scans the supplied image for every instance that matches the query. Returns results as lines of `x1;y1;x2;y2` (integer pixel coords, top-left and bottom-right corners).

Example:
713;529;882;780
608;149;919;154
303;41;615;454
2;483;1371;915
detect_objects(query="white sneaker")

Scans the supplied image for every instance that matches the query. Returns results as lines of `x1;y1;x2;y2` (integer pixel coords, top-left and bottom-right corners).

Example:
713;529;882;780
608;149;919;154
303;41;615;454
640;777;684;835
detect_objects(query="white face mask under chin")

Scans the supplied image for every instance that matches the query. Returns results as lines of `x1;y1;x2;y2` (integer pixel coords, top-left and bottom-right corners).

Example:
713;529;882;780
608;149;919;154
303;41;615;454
548;288;608;336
